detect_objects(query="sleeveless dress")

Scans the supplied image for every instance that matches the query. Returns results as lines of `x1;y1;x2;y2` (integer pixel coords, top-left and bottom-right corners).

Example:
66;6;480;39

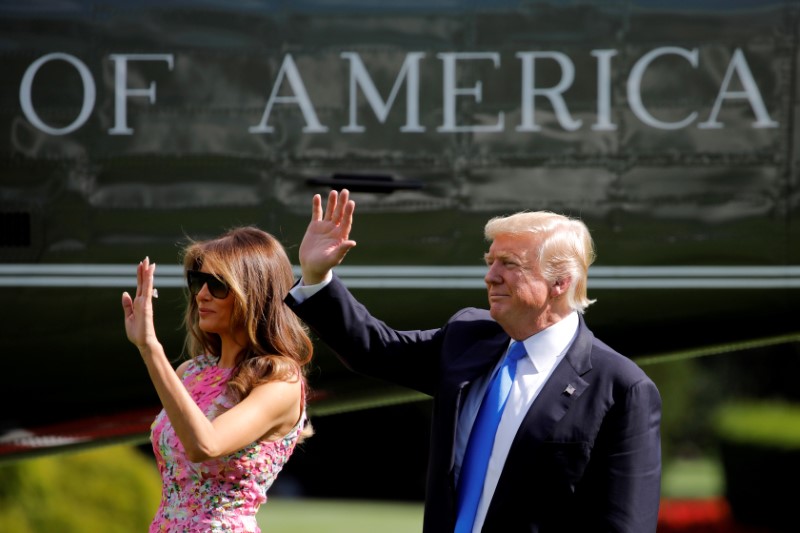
149;354;307;533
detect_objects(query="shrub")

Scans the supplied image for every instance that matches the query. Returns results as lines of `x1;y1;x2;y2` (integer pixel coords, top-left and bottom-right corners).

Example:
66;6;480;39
0;445;161;533
714;400;800;532
714;401;800;449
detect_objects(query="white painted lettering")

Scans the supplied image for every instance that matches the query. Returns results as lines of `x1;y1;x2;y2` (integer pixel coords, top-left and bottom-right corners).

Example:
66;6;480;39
249;54;328;134
437;52;504;133
592;49;618;131
517;51;582;132
341;52;425;133
628;47;698;130
108;54;174;135
20;53;96;135
18;47;779;137
699;48;778;129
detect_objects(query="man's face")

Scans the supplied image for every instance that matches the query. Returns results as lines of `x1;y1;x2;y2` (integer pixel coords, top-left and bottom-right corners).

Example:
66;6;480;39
484;233;552;337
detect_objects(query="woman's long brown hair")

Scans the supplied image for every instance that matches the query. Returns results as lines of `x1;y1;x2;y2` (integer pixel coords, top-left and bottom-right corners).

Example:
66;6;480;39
181;226;313;437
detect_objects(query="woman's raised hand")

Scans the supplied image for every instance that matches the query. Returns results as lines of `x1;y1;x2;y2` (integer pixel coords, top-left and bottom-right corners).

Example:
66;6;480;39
121;256;160;352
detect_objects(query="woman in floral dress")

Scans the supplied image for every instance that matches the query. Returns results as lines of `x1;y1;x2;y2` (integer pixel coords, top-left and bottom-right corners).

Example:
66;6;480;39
122;227;313;532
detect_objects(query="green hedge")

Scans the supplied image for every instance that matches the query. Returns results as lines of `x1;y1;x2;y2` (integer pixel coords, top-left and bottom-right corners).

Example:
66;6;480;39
0;445;161;533
714;400;800;449
714;400;800;532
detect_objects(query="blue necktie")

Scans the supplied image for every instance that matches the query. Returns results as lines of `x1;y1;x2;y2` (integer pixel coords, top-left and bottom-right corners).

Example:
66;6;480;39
455;341;528;533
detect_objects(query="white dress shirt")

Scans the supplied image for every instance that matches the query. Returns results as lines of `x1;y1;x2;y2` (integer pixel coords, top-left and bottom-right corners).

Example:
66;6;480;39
455;311;579;533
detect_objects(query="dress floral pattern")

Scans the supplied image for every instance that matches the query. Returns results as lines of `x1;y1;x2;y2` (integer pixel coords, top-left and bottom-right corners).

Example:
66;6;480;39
150;354;306;532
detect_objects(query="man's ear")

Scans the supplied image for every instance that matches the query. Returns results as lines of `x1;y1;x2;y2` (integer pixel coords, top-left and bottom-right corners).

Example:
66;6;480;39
551;276;572;298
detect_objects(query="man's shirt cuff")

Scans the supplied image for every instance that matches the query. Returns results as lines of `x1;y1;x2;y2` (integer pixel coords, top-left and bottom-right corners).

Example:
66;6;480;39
289;271;333;303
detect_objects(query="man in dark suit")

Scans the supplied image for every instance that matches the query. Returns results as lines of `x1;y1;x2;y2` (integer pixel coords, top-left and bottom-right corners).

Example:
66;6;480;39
285;189;662;533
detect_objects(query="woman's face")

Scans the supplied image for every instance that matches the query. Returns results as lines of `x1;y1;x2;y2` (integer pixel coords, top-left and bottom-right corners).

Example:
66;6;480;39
194;266;238;337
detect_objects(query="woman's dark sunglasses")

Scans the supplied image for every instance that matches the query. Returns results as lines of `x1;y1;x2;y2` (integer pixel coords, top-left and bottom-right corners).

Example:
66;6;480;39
186;270;230;299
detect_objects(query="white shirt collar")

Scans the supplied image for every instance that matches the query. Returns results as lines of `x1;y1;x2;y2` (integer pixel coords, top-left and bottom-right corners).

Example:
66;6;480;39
517;311;579;373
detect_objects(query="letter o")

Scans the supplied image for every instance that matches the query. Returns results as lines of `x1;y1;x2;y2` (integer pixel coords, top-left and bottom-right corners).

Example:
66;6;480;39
19;53;96;135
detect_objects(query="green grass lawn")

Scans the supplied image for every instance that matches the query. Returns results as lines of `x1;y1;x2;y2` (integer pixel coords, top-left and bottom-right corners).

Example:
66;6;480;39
1;445;723;533
258;498;424;533
258;457;724;533
661;456;724;499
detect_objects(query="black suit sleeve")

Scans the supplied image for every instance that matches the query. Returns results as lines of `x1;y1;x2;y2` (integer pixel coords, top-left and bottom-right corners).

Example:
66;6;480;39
285;274;445;395
584;377;662;532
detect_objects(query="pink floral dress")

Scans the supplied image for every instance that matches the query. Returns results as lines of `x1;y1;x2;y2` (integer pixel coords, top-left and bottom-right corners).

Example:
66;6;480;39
149;354;306;532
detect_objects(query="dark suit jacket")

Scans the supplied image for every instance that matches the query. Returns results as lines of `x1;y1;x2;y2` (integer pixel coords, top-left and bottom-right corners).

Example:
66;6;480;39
286;275;662;533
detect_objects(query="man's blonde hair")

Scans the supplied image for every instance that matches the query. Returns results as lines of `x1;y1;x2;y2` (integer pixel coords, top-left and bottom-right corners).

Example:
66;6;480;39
485;211;596;313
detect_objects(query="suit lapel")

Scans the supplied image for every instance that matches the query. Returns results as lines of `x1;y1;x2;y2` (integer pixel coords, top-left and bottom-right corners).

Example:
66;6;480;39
442;331;510;473
518;353;591;443
448;331;510;384
514;317;594;442
485;317;595;522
